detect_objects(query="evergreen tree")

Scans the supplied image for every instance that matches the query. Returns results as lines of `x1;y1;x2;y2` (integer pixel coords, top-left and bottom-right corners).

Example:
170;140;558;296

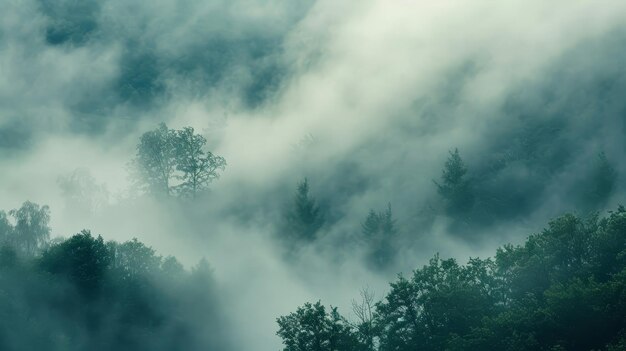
286;178;323;242
434;148;474;217
362;210;380;238
361;204;397;269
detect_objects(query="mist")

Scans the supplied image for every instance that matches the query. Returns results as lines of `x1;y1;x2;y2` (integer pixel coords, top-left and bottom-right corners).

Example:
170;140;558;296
2;1;626;350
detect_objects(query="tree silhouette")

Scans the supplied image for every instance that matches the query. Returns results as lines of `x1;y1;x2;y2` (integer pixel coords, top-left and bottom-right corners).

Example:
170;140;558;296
434;148;474;217
361;204;397;269
280;207;626;351
0;211;12;245
174;126;226;198
9;201;51;256
39;230;111;295
277;301;362;351
132;124;226;198
286;178;323;242
132;123;177;197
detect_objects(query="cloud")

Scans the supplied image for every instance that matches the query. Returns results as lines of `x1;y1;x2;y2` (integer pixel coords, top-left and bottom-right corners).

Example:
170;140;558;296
2;0;626;349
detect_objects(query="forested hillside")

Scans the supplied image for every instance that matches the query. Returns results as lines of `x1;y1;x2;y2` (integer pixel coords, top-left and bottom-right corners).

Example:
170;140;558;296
0;202;230;351
2;201;625;350
3;0;626;350
277;208;626;351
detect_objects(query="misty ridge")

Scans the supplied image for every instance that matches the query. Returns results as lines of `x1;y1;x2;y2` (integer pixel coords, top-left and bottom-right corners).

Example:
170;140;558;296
2;0;626;350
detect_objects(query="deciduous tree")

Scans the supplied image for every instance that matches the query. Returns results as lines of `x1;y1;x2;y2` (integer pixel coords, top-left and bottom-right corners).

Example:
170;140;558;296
9;201;51;256
174;127;226;198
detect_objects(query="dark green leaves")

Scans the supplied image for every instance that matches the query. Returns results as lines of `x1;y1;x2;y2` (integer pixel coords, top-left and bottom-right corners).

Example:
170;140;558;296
279;208;626;351
277;302;363;351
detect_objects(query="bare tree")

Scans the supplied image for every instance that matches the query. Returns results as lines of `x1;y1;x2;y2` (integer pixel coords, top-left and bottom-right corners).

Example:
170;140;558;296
351;287;377;350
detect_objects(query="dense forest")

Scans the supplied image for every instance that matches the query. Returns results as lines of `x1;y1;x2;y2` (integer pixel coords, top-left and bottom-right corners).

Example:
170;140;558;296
277;208;626;351
0;202;230;351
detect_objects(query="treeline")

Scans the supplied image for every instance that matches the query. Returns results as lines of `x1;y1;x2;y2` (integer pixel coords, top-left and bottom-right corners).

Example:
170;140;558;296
276;207;626;351
435;149;618;227
280;178;399;269
279;147;618;269
0;202;229;351
68;124;618;273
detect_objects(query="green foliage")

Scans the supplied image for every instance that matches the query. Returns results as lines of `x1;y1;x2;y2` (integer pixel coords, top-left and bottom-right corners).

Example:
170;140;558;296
0;218;230;350
131;123;226;198
277;301;363;351
361;204;397;269
109;238;162;281
285;178;323;242
132;123;178;197
376;256;502;351
279;207;626;351
434;148;474;217
174;127;226;198
39;230;112;295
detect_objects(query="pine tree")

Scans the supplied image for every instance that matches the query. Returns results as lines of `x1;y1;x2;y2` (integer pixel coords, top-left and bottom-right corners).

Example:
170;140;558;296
361;204;397;269
434;148;474;216
286;178;323;242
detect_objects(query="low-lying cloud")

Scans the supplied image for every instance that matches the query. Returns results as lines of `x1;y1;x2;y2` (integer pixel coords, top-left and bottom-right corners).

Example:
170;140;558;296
2;1;626;349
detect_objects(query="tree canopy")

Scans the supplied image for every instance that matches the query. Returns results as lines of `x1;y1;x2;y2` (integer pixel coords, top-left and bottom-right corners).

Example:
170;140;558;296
1;201;52;256
131;123;226;198
0;218;230;351
277;207;626;351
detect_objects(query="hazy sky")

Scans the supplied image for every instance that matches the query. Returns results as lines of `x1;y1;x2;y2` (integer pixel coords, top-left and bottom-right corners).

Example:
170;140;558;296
2;1;626;349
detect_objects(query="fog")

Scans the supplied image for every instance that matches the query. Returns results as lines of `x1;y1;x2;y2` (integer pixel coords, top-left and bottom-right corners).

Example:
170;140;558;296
2;0;626;349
